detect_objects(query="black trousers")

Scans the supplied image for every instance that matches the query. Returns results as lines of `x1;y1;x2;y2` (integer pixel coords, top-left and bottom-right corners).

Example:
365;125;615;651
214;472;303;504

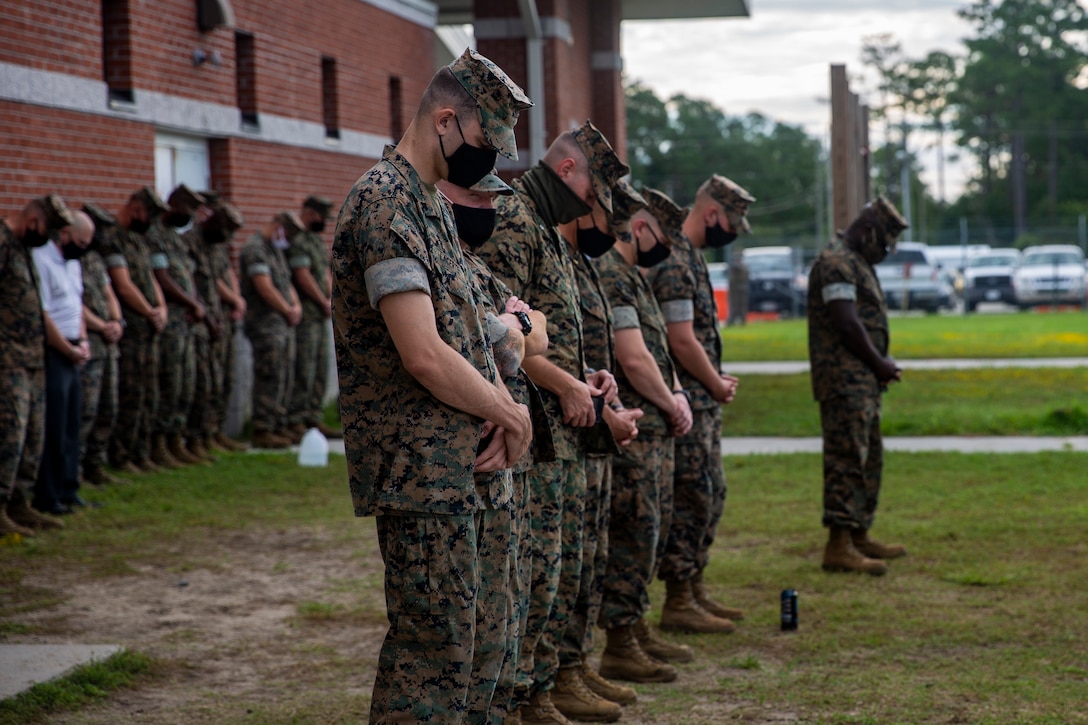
34;347;82;510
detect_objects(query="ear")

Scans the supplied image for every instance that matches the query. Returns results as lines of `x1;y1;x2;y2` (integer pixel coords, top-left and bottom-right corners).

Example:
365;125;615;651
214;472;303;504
434;107;456;136
557;157;577;178
704;205;718;226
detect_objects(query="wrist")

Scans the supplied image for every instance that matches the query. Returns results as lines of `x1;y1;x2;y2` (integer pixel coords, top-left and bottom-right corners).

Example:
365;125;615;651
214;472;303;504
673;388;691;401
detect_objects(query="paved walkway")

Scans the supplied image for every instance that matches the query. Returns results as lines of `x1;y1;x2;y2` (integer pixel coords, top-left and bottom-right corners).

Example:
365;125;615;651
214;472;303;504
718;436;1088;454
723;357;1088;375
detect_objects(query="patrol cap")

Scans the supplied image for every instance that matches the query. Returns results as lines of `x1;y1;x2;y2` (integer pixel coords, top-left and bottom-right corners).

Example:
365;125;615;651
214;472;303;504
81;202;117;230
216;202;245;232
167;184;207;211
132;186;169;217
469;170;514;196
200;189;222;206
703;174;755;234
604;178;647;239
864;196;909;236
642;187;687;245
570;120;630;215
303;194;333;215
447;48;533;161
275;210;305;239
38;192;75;229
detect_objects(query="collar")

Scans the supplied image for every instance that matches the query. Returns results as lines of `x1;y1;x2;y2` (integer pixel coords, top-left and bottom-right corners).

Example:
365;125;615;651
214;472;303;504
45;239;65;264
382;144;443;221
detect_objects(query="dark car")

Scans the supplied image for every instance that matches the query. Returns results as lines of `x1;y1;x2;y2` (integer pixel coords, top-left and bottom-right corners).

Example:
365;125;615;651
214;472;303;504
742;246;806;317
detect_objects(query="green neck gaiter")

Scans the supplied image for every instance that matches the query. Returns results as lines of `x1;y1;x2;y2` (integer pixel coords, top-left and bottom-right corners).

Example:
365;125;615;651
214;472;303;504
519;161;592;228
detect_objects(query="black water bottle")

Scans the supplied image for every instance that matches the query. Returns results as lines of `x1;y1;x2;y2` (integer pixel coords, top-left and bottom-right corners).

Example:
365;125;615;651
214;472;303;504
780;589;798;631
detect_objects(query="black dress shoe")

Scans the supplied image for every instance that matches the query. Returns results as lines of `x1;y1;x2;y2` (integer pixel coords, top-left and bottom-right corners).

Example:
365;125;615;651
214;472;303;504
66;495;87;507
45;502;73;515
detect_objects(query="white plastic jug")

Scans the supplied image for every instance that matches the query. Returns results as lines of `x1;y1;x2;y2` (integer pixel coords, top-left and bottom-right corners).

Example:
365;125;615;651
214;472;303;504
297;428;329;467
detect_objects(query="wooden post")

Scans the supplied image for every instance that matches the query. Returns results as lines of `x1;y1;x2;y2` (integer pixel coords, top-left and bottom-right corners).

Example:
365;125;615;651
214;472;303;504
830;64;871;236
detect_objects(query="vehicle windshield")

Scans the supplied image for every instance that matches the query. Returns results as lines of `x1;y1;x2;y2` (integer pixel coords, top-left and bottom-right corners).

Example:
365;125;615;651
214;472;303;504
880;249;928;266
967;254;1018;268
745;255;793;274
1022;251;1083;266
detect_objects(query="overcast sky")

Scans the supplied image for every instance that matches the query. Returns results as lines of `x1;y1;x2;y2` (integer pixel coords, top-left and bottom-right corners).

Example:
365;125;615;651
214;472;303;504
620;0;977;200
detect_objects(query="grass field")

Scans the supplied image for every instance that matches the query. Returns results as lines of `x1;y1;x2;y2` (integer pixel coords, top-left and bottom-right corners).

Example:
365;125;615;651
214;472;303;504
722;367;1088;436
719;310;1088;362
3;451;1087;723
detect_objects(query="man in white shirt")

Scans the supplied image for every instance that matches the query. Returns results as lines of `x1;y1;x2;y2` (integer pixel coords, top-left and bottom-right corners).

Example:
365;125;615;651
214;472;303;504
32;210;95;515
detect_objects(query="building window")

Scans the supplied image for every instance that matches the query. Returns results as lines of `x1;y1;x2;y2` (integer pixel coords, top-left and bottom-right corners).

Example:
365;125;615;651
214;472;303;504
235;31;258;127
102;0;134;104
322;56;339;140
389;76;403;141
154;132;211;200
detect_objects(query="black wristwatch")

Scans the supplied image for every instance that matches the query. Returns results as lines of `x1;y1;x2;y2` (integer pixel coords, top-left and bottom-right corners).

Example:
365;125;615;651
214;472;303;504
513;310;532;336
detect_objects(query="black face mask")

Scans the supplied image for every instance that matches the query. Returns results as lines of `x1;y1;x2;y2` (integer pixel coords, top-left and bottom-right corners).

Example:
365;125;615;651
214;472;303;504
858;226;893;265
202;226;227;245
577;224;616;258
22;225;49;248
165;211;191;228
61;241;89;261
308;220;326;233
452;203;497;249
440;115;498;189
705;220;738;248
637;226;671;267
129;218;151;234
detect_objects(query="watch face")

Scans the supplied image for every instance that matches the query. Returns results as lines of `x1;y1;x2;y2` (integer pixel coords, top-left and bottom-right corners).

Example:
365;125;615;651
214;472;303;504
515;311;531;334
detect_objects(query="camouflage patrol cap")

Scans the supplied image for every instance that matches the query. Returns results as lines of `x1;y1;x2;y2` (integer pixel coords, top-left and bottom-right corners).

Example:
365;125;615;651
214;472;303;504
81;202;117;230
275;211;305;239
132;186;169;216
642;187;687;245
303;195;333;215
864;196;909;236
469;170;514;196
604;179;647;234
200;189;222;205
447;48;533;161
704;174;756;234
216;202;245;231
570;120;630;214
167;184;207;211
38;193;75;229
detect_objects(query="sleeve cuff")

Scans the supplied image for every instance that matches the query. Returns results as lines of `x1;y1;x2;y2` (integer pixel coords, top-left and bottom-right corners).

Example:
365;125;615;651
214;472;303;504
822;283;857;303
660;299;695;323
364;257;430;309
612;305;640;330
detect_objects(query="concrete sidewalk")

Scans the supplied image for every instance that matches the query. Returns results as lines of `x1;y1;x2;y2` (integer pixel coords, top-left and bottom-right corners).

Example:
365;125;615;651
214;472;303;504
0;645;122;700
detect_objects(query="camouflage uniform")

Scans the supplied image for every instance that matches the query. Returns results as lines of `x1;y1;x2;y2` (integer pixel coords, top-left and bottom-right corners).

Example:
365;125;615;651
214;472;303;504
286;228;331;428
559;245;615;668
208;243;237;436
333;145;514;723
0;223;46;504
645;224;729;582
78;249;120;475
184;226;222;444
807;237;889;530
240;232;296;435
148;220;197;438
101;223;162;466
595;246;680;625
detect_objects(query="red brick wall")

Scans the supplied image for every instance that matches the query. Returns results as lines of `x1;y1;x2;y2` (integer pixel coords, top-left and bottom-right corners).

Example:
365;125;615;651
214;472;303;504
0;1;104;81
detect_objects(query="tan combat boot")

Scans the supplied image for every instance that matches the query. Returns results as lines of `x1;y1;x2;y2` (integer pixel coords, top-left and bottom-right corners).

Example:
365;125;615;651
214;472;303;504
599;625;677;683
214;431;249;452
1;503;36;538
692;570;745;621
660;579;736;634
822;526;888;575
851;529;907;560
633;617;693;663
520;689;572;725
136;457;162;473
186;437;216;464
317;421;343;439
150;435;181;469
581;665;637;706
84;465;130;486
284;422;308;444
8;492;64;531
252;430;291;449
550;666;621;722
168;434;202;465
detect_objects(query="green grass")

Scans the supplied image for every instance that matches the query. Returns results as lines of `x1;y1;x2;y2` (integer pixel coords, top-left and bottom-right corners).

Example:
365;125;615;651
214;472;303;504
722;367;1088;436
0;650;156;724
720;310;1088;361
3;451;1087;723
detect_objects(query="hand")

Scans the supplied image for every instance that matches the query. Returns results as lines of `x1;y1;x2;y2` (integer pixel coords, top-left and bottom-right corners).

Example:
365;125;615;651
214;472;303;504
286;305;303;327
322;298;333;318
477;403;532;471
586;369;618;405
149;306;167;332
670;392;693;437
474;421;509;472
876;356;902;384
715;374;739;405
504;296;531;315
230;305;245;322
206;316;223;342
102;321;124;344
604;405;643;446
559;379;603;428
190;300;207;322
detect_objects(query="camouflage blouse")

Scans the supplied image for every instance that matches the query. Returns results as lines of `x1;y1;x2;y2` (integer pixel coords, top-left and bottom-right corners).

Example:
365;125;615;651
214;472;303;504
0;224;45;369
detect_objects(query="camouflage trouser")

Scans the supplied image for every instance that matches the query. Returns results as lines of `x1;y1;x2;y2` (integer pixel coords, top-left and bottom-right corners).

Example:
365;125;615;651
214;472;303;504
211;321;236;433
531;456;586;696
820;395;883;530
0;367;45;502
186;331;220;440
287;314;329;427
155;319;195;436
112;332;159;465
248;326;295;434
659;406;726;581
558;454;611;667
79;352;118;472
494;471;531;718
599;434;674;628
372;507;514;724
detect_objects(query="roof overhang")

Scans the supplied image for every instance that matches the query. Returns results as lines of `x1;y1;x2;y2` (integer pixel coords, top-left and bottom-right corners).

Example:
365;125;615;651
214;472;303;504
435;0;750;25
